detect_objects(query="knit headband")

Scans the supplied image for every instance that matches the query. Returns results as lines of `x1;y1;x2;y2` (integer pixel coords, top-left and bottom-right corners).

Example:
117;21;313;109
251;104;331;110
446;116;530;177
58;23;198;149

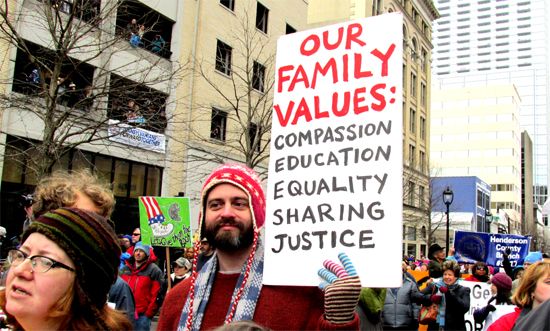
22;207;121;307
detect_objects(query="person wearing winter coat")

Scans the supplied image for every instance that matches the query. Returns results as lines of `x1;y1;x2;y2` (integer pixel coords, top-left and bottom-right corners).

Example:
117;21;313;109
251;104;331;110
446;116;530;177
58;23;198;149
382;262;423;330
421;260;471;331
473;272;514;330
120;241;163;331
464;261;490;282
487;259;550;331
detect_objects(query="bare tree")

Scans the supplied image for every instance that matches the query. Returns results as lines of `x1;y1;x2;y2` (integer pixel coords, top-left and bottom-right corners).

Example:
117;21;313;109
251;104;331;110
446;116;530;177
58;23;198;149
182;7;274;173
0;0;185;179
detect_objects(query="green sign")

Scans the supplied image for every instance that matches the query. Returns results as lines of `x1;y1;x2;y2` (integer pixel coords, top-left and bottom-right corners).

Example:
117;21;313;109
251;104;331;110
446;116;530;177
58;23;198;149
138;196;192;247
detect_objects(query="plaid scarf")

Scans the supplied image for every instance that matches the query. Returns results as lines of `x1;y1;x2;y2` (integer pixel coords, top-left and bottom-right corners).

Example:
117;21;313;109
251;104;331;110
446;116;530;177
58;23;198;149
177;237;265;331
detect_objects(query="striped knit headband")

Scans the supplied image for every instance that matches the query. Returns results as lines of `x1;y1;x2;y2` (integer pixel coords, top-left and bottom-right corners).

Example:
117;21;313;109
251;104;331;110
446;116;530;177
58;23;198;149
22;207;121;307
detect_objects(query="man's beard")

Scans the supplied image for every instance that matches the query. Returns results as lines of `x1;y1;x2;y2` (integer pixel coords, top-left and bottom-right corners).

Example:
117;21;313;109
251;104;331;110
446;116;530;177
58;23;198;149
204;218;254;252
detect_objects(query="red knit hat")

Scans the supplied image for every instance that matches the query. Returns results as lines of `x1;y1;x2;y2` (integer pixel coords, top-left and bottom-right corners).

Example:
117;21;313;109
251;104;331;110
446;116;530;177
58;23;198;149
491;273;512;292
198;163;265;237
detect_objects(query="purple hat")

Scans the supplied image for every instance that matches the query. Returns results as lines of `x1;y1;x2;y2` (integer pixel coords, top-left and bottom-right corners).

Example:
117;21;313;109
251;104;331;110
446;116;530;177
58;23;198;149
491;273;512;292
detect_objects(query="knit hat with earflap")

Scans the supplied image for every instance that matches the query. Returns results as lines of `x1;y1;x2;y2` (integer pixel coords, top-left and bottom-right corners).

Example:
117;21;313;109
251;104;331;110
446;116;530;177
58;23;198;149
22;207;121;308
491;273;512;292
197;163;265;237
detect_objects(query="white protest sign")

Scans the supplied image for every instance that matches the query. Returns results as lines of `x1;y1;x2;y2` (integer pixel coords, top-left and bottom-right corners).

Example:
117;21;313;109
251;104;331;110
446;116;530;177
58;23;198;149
264;13;403;287
461;280;516;331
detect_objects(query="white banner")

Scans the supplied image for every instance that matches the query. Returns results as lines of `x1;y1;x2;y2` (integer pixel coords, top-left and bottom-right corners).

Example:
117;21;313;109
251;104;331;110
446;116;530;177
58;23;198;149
108;119;166;153
264;13;403;287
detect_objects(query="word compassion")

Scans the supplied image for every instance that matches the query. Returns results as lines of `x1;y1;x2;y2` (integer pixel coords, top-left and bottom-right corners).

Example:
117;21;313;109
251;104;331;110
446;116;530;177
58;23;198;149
275;22;397;127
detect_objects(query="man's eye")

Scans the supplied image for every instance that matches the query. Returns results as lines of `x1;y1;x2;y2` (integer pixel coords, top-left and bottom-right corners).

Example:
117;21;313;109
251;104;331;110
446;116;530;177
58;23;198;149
208;201;222;209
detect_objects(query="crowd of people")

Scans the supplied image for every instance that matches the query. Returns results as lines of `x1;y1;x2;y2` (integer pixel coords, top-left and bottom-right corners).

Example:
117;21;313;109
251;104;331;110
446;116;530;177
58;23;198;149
1;166;548;331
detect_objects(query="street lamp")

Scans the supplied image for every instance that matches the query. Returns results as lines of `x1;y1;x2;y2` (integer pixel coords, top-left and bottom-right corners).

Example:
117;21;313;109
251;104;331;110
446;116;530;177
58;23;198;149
485;210;492;233
442;186;454;256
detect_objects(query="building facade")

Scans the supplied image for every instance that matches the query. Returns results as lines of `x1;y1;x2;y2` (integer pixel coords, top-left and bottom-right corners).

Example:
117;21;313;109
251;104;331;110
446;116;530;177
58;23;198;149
0;0;181;236
431;84;522;233
308;0;439;258
431;176;492;246
432;0;550;209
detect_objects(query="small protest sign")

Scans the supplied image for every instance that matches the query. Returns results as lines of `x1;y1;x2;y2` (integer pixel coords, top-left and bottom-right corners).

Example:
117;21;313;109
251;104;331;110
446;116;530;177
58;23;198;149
454;231;530;267
139;196;192;247
264;13;403;287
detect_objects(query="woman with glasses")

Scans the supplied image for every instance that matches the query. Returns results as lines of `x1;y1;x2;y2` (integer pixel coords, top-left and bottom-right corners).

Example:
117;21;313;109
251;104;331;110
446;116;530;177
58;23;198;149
0;208;132;330
465;261;490;282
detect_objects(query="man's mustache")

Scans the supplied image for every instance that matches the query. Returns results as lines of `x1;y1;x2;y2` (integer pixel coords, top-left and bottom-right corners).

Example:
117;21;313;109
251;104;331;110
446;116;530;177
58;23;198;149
214;218;244;231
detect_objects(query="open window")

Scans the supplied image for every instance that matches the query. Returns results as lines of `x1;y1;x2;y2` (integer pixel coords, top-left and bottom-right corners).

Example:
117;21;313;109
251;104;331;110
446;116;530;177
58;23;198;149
108;74;168;133
115;0;174;59
12;40;95;110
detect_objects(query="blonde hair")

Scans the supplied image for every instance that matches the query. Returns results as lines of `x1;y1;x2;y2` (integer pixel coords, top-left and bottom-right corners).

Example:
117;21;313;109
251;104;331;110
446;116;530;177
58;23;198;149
32;170;115;218
512;259;550;308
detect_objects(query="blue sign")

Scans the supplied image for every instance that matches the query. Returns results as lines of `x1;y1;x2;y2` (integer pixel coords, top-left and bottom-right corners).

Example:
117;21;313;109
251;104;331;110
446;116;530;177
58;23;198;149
454;231;530;267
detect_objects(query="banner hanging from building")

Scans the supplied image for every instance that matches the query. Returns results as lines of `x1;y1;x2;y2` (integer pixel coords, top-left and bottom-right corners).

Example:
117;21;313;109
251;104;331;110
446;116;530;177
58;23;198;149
108;119;166;153
264;13;404;287
454;230;531;267
138;196;192;247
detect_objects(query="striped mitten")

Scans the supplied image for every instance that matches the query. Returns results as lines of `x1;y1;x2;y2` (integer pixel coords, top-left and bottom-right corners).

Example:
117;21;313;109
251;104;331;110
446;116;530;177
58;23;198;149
318;253;362;324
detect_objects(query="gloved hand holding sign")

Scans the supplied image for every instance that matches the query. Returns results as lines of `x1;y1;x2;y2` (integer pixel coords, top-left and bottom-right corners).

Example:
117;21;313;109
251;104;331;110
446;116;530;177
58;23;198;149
318;253;362;324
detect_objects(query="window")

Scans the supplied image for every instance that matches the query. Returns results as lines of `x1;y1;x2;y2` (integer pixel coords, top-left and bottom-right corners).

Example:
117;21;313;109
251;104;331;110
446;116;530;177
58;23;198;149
408;181;415;206
248;122;260;152
210;108;227;141
286;23;296;34
419;151;425;172
409;108;416;133
252;61;265;92
220;0;235;11
421;48;428;73
419;185;425;208
410;72;417;98
420;116;426;140
408;144;416;167
215;40;232;75
420;82;427;106
256;2;269;33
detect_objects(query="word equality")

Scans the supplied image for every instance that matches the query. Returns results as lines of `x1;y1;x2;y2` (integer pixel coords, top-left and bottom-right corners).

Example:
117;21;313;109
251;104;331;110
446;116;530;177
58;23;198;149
273;174;388;199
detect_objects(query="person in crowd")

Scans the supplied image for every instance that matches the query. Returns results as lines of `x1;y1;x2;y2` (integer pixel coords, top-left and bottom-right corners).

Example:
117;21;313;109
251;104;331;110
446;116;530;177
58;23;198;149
119;234;132;252
31;170;115;219
109;276;136;324
184;247;194;260
19;193;34;236
381;261;423;330
126;18;138;39
171;257;192;287
473;272;513;329
195;237;214;271
121;241;163;331
0;208;132;330
357;287;386;330
427;243;446;278
511;251;543;295
465;261;490;282
511;298;550;331
157;163;362;330
151;34;166;54
487;259;550;331
131;228;141;245
420;260;471;331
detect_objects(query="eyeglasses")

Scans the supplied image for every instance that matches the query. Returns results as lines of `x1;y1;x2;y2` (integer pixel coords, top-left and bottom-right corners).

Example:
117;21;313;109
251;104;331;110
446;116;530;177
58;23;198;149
476;266;486;270
8;249;75;273
132;233;140;236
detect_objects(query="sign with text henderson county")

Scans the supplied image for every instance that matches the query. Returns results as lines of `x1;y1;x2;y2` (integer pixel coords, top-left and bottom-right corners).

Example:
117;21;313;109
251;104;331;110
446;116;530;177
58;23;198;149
454;231;531;267
264;13;403;287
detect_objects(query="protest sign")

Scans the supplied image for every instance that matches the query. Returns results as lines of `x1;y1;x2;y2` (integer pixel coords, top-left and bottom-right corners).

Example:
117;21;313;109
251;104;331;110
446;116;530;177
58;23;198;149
460;280;515;331
264;13;403;287
139;196;192;247
454;231;530;267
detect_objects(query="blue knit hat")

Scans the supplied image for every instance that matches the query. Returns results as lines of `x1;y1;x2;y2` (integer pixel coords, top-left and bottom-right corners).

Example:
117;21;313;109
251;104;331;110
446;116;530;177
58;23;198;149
524;251;543;264
134;241;150;257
